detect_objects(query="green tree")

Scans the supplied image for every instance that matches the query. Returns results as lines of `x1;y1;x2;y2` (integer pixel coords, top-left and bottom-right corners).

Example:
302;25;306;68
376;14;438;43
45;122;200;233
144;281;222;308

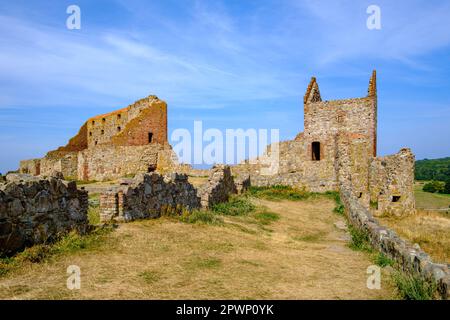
422;181;445;193
444;179;450;194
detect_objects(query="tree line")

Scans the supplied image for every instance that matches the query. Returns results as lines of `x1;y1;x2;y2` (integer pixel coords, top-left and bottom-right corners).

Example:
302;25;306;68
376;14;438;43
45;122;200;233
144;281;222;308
415;157;450;194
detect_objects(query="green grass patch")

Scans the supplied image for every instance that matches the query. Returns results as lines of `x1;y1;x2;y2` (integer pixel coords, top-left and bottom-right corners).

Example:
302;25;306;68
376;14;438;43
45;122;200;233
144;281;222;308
247;185;311;201
212;197;255;216
179;210;223;225
293;231;326;243
65;177;98;185
88;193;100;225
0;226;114;278
139;270;161;284
373;252;394;267
348;225;373;253
392;271;437;300
254;211;280;225
323;191;345;215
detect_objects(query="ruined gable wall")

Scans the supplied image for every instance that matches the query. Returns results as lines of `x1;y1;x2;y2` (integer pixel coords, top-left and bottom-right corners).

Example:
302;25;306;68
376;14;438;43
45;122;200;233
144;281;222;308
86;96;167;148
111;99;167;146
304;96;376;159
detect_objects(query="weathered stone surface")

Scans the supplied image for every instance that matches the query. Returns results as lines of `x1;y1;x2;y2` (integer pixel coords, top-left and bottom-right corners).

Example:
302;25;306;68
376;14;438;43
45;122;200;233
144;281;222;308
339;183;449;300
99;172;200;223
99;165;239;222
0;177;88;256
5;173;40;184
197;165;237;209
231;71;415;217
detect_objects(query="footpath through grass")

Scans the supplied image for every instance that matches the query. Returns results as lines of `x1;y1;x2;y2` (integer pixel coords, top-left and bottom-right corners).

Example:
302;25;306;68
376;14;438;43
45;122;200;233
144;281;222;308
1;184;439;300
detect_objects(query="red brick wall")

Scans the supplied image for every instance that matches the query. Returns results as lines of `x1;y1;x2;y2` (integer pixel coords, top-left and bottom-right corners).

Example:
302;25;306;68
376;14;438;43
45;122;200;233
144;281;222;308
112;100;167;146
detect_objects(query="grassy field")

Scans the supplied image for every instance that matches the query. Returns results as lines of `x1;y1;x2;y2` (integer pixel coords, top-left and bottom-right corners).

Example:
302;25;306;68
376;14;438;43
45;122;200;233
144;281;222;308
377;182;450;264
379;210;450;264
414;181;450;210
0;192;396;300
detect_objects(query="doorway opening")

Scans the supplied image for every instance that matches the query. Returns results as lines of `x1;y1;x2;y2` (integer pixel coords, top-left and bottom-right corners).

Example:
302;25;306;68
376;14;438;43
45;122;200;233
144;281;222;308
312;142;321;161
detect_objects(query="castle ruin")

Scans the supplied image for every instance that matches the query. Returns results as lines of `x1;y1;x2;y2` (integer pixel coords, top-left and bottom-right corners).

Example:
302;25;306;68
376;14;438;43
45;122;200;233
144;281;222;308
19;95;177;181
232;71;415;217
18;71;415;217
8;72;450;298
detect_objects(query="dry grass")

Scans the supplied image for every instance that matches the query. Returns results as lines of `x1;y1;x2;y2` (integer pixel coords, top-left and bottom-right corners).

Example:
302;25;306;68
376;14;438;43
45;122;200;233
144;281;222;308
0;197;395;300
188;176;209;188
379;210;450;264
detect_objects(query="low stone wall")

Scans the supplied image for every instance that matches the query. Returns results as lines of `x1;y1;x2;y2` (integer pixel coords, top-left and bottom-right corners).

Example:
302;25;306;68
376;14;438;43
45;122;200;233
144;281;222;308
0;177;89;256
197;165;237;209
99;165;239;222
99;173;200;222
340;184;449;299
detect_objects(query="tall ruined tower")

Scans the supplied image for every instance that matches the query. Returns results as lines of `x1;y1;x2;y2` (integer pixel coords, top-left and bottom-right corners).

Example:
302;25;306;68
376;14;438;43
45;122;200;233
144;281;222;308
303;70;378;162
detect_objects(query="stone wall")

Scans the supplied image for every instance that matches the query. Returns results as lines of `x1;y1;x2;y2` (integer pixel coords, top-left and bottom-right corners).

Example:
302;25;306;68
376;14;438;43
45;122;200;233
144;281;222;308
19;159;41;176
99;165;239;222
40;152;79;179
0;177;88;255
99;173;200;222
77;143;176;181
232;137;338;192
339;184;449;299
369;148;416;217
197;165;237;209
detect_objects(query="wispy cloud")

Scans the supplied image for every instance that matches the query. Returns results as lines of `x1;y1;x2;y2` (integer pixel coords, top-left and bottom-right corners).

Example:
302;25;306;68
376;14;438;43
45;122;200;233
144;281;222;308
1;0;450;172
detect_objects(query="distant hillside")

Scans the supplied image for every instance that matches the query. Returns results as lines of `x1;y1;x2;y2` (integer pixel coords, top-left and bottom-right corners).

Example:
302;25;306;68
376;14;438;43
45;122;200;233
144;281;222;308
415;157;450;181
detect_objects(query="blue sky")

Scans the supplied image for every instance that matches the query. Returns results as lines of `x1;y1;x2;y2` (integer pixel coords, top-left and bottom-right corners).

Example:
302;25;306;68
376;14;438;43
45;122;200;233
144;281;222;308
1;0;450;173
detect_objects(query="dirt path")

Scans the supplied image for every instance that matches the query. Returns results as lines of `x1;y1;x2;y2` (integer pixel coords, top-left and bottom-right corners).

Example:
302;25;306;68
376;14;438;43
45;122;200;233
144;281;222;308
0;197;396;299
